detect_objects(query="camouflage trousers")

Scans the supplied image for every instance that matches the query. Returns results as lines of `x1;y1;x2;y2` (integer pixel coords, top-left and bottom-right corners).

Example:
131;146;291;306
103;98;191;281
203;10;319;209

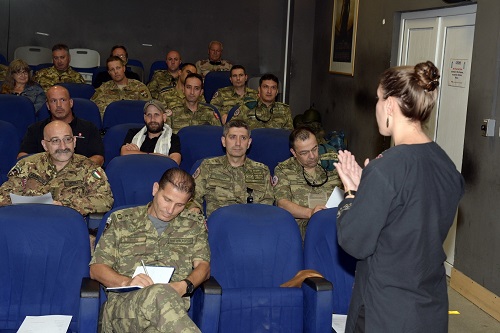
102;284;201;333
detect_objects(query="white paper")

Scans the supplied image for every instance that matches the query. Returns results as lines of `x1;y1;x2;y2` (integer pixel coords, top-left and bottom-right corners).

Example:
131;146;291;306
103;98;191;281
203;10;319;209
332;314;347;333
10;192;53;205
106;266;175;292
326;187;345;208
17;315;72;333
132;265;175;284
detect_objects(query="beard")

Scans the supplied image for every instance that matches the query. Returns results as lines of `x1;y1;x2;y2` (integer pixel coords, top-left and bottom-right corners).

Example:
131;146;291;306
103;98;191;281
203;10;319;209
146;121;164;134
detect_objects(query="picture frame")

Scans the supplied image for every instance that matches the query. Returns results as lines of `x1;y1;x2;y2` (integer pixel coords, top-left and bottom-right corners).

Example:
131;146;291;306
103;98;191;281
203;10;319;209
329;0;359;75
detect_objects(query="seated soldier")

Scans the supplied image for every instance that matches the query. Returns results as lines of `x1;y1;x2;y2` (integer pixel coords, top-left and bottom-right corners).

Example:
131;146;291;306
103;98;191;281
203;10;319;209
195;41;232;78
90;168;209;333
0;120;113;216
18;85;105;166
157;63;205;110
121;99;181;164
166;73;220;134
93;45;141;88
230;73;293;130
273;127;343;239
91;56;151;118
210;65;258;124
147;50;182;99
33;44;85;91
191;119;274;217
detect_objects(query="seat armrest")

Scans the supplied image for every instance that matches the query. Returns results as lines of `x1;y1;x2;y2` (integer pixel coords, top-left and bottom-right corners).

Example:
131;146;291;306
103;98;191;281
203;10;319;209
302;277;334;333
190;276;221;333
81;277;100;298
79;277;100;333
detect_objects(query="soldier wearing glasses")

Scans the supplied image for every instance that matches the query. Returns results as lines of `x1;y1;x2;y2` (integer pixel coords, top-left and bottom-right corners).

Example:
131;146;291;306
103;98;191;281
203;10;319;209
0;120;113;216
273;127;342;239
230;73;293;130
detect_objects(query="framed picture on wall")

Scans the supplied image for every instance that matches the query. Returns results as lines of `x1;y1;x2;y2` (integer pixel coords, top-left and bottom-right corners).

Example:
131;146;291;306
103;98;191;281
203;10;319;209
329;0;359;75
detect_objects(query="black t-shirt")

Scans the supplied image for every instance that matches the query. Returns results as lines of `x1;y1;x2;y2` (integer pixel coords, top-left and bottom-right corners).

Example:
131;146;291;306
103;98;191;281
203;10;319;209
123;128;181;154
93;70;141;88
20;116;105;157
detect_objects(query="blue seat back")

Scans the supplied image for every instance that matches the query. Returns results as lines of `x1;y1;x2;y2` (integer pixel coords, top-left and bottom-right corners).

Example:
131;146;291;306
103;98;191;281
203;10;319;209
247;128;291;175
106;154;178;208
304;208;356;314
56;82;96;99
148;60;168;82
178;125;225;172
204;71;231;102
0;121;19;185
0;94;36;141
0;204;90;332
102;100;147;131
102;123;143;168
37;98;102;130
208;204;303;288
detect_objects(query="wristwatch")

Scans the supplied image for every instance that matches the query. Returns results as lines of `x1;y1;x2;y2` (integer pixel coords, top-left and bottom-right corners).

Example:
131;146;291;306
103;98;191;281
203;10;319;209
183;278;194;296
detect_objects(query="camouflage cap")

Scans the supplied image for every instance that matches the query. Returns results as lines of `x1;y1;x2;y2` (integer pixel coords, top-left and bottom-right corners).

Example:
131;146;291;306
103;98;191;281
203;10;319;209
144;99;166;114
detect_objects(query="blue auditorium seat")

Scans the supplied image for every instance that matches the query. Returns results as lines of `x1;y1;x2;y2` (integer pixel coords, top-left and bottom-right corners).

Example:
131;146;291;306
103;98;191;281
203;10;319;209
0;94;36;141
204;71;231;102
102;123;143;168
102;100;147;131
178;125;225;172
194;204;333;333
0;204;99;333
247;128;291;175
37;98;102;130
0;120;19;185
304;208;357;315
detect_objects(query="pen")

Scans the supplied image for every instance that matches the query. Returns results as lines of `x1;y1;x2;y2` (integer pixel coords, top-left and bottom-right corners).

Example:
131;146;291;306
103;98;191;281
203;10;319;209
141;259;150;277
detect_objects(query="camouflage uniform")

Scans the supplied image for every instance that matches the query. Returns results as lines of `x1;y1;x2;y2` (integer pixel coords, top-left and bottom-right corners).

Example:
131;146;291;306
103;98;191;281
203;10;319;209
0;64;8;81
210;86;258;117
167;102;221;134
147;70;177;99
231;99;294;130
273;157;342;238
195;59;232;77
158;86;206;110
193;155;274;217
0;152;113;215
33;66;85;91
90;204;209;333
91;79;151;118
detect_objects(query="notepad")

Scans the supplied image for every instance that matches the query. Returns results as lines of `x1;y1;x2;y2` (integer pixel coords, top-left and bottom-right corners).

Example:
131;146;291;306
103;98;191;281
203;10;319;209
326;187;345;208
106;265;175;292
17;315;72;333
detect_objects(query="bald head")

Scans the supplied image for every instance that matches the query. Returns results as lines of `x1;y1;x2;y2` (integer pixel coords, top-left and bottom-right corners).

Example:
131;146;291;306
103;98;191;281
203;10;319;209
41;120;76;169
166;50;182;73
46;85;74;122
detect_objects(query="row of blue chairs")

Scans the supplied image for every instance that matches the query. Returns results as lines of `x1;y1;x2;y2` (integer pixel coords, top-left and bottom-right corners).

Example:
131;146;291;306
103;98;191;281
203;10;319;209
0;202;355;333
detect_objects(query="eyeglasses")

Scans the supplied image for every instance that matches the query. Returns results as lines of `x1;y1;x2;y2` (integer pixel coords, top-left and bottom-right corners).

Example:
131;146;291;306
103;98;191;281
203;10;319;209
44;136;74;146
302;165;328;187
246;188;254;204
254;106;273;123
14;70;29;76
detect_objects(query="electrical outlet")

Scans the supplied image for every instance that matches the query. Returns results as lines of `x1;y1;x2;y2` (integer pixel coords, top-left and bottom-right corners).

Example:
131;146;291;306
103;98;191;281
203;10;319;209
481;119;495;137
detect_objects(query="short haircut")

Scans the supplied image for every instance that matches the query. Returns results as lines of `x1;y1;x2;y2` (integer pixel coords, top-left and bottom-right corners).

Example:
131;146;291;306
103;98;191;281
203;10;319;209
289;127;315;150
106;56;125;67
158;168;195;199
223;119;251;137
52;44;69;53
110;45;128;58
185;73;204;89
180;62;196;71
208;40;223;50
259;73;279;87
230;65;246;75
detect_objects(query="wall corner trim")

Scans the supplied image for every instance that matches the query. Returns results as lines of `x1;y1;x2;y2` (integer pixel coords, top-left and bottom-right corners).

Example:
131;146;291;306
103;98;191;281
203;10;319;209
450;268;500;322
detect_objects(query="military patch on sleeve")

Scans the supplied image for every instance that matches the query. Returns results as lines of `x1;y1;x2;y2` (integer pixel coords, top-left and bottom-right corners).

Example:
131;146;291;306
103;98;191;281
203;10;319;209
212;91;219;99
234;107;241;117
8;165;21;177
140;90;149;98
271;175;279;186
165;109;173;117
103;216;112;233
193;167;201;179
91;170;102;180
